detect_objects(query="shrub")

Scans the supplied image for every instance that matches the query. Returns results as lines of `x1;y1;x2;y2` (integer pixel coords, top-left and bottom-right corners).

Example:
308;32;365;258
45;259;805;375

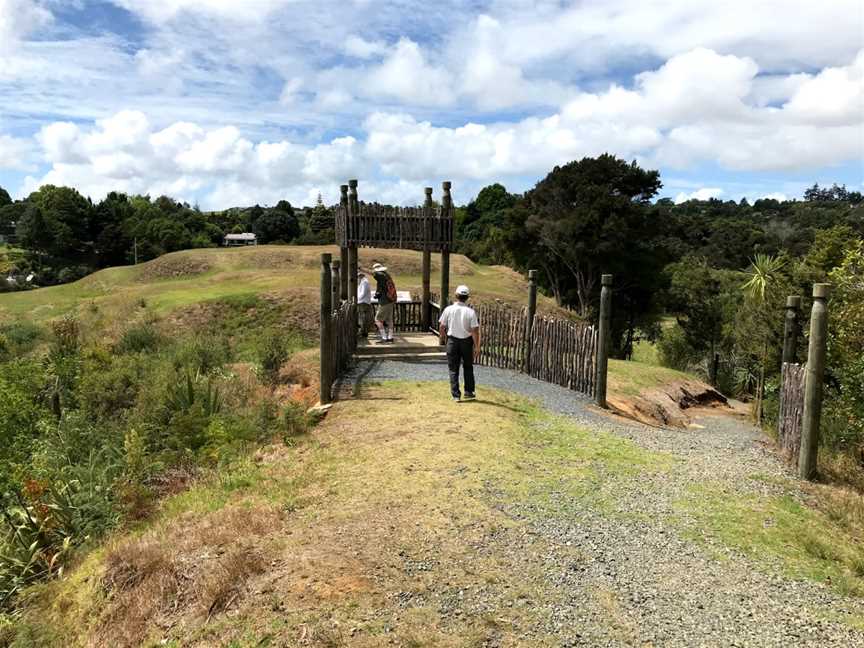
78;355;143;421
172;334;231;375
116;321;161;354
282;400;311;439
0;321;43;357
658;325;701;372
256;331;288;386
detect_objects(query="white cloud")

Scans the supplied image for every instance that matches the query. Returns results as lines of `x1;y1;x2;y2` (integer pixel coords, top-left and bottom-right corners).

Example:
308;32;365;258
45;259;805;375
760;192;788;202
343;35;388;59
111;0;294;23
674;188;724;204
0;134;34;170
364;38;453;106
0;0;52;53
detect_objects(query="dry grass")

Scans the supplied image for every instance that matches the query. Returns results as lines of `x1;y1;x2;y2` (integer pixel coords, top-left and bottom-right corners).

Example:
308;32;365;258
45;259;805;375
96;506;280;647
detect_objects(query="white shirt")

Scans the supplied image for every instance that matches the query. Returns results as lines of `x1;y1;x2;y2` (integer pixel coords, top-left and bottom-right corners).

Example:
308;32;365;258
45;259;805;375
357;276;372;304
439;302;479;339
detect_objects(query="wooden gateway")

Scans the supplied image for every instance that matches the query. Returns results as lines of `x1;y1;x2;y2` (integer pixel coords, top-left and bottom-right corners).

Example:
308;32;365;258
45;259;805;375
334;179;455;331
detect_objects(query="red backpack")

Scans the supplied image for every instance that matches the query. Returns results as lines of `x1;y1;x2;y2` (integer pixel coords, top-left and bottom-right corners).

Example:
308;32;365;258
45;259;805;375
385;275;397;302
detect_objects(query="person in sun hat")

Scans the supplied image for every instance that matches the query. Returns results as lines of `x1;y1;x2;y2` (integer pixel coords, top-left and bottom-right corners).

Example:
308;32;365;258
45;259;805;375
371;262;397;343
438;284;481;401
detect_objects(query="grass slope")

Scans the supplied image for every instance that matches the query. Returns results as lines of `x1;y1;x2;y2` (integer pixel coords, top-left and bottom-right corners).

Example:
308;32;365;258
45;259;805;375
0;246;556;324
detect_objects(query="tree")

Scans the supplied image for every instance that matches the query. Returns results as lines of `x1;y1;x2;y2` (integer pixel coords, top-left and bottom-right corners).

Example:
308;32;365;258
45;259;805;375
827;239;864;451
519;154;662;317
740;253;789;423
18;185;93;261
0;187;11;208
253;203;300;243
309;193;334;234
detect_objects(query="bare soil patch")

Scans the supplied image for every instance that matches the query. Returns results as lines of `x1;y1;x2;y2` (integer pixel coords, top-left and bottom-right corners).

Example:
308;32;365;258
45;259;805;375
608;378;730;428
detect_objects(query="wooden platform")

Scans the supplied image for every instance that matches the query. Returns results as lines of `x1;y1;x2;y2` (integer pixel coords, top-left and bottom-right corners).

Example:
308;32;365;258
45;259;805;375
355;332;446;359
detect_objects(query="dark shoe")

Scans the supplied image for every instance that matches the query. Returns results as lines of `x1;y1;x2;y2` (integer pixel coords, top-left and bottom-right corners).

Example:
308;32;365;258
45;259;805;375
463;392;476;401
452;396;461;402
375;338;388;344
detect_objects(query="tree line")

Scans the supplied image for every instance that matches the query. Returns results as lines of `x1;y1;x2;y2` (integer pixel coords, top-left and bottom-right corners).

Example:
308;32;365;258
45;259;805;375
0;187;337;288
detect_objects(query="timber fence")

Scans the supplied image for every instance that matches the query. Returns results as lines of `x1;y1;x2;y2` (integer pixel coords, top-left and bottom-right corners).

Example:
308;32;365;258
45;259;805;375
778;361;806;465
474;303;598;398
331;301;356;383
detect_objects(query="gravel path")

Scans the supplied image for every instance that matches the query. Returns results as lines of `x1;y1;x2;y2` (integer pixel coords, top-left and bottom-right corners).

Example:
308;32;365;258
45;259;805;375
346;358;864;647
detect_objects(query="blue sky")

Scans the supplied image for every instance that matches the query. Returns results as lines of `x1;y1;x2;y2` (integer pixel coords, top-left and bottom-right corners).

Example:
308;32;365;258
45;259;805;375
0;0;862;208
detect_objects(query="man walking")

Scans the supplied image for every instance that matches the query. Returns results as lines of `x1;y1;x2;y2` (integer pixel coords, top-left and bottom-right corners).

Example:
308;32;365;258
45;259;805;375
357;272;373;339
438;285;480;401
372;262;396;343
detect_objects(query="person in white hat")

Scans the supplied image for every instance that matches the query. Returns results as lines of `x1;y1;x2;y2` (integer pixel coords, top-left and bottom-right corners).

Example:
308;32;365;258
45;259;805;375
438;284;481;401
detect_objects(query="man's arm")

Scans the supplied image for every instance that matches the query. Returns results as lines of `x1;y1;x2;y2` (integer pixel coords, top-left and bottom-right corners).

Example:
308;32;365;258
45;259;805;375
472;325;481;359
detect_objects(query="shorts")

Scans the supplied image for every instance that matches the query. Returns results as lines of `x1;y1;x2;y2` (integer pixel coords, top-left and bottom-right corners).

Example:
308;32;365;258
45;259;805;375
375;302;395;323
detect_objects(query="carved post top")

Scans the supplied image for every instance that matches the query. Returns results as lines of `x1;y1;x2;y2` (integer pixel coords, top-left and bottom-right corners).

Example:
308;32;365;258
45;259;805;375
442;181;452;211
332;259;341;269
348;179;358;188
601;274;614;286
321;252;332;265
786;295;802;308
528;269;537;281
812;283;830;299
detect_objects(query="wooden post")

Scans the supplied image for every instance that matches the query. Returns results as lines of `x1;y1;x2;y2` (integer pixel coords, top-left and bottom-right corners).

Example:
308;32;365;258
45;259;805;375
339;247;349;302
346;180;359;312
595;274;613;408
319;253;333;405
440;181;452;314
782;295;802;365
798;283;830;480
525;269;537;372
331;259;341;311
421;187;433;331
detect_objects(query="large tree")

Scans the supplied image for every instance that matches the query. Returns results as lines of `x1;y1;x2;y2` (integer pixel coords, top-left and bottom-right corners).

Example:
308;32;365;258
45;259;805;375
519;154;662;315
252;202;300;243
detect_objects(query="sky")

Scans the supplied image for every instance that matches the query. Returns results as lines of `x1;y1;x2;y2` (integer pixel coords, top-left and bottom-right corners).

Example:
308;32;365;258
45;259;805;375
0;0;862;209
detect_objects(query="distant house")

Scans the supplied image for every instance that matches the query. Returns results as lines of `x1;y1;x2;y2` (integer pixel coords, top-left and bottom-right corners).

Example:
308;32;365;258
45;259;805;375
223;233;257;247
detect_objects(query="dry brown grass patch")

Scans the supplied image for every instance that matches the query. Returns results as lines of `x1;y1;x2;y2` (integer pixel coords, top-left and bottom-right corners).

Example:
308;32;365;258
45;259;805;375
97;506;281;646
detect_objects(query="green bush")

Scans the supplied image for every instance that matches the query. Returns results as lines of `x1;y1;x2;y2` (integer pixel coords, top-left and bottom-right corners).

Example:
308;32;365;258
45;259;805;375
657;324;701;372
282;401;310;439
256;331;288;386
172;334;231;374
0;321;44;358
78;355;143;421
115;321;161;354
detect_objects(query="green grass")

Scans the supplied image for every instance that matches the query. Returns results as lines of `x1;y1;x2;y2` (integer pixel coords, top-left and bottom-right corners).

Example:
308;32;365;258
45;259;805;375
0;245;557;326
675;484;864;598
608;358;694;397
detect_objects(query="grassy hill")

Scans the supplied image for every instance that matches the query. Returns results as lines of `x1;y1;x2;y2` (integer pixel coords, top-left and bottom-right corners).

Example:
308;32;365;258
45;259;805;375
0;245;558;325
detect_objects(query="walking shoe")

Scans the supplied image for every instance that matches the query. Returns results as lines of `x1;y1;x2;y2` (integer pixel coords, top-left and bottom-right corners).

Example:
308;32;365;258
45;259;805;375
452;396;461;402
463;392;476;401
375;338;388;344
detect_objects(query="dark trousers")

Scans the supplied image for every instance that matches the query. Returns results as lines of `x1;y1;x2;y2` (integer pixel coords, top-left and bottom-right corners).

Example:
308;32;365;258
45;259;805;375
446;336;475;398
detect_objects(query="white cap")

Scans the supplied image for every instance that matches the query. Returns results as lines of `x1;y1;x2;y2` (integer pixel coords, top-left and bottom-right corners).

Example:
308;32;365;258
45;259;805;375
372;263;387;272
455;285;470;296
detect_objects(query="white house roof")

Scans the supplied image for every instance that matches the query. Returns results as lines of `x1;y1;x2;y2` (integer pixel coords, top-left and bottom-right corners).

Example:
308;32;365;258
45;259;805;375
224;233;257;240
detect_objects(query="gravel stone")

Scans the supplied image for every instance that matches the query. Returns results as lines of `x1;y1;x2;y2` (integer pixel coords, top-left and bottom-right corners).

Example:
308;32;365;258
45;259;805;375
344;359;864;646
